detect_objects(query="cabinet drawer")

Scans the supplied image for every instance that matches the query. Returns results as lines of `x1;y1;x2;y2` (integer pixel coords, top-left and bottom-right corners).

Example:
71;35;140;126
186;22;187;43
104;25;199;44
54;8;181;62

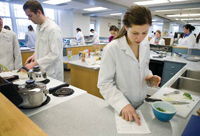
164;62;185;71
162;69;177;82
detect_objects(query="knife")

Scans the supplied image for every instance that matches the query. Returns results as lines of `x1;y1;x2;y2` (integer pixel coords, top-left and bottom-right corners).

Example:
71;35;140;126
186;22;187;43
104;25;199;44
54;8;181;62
145;98;190;105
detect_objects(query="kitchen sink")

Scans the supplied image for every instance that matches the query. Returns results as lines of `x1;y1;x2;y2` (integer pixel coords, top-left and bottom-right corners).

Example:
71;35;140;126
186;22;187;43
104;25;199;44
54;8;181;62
170;77;200;95
181;70;200;80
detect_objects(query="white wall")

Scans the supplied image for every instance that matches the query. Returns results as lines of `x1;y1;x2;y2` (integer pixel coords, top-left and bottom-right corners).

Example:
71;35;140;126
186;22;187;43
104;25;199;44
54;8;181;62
98;17;118;37
73;13;90;37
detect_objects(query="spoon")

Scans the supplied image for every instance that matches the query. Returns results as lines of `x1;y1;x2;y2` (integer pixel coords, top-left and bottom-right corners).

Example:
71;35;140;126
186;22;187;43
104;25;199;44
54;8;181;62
163;90;180;96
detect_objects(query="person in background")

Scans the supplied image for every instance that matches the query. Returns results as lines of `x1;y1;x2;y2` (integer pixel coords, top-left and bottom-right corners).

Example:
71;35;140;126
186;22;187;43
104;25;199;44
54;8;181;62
98;5;161;126
195;32;200;48
23;0;63;81
150;30;165;45
178;33;184;44
178;24;196;48
109;25;119;42
169;32;174;38
90;29;100;43
4;25;11;30
76;28;85;45
25;25;36;48
0;16;22;70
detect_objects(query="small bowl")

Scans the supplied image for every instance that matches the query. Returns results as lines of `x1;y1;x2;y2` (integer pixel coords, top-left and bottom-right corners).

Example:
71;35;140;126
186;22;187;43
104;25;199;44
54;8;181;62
152;102;176;122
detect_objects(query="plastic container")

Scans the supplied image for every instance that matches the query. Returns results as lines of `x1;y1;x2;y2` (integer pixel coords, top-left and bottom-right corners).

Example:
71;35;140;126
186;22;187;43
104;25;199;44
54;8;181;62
68;49;72;59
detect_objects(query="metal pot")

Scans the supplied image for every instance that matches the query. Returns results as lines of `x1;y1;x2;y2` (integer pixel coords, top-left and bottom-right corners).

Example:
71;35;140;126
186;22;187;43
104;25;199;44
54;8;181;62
17;79;69;108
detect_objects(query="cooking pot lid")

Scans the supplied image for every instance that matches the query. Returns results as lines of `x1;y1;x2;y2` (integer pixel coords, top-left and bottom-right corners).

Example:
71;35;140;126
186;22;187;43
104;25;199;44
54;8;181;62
52;88;74;97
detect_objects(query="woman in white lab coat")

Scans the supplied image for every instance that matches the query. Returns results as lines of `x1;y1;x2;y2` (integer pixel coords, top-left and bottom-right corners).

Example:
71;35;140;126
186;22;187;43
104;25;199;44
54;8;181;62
76;28;85;44
25;25;36;48
178;24;196;48
98;6;161;125
0;16;22;70
150;30;165;45
90;29;100;43
195;33;200;48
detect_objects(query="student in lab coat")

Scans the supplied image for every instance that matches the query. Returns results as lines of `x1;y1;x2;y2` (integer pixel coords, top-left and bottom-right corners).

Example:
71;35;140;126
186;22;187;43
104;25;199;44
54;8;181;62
98;6;161;126
90;29;100;43
195;33;200;48
25;25;36;48
23;0;63;81
76;28;85;44
0;16;22;70
150;30;165;45
178;24;196;48
109;25;119;42
4;25;11;30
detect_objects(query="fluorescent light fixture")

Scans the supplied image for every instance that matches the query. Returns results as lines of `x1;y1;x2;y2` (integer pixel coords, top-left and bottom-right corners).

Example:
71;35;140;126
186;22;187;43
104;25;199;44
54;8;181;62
43;0;71;5
170;0;189;2
155;9;180;12
183;8;200;10
152;19;156;21
181;18;194;20
110;13;122;16
167;14;200;17
134;0;168;5
83;7;107;11
175;18;179;20
195;18;200;20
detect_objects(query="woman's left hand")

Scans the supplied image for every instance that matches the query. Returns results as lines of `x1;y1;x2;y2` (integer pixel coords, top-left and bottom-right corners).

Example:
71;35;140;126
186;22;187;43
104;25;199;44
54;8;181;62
145;75;161;87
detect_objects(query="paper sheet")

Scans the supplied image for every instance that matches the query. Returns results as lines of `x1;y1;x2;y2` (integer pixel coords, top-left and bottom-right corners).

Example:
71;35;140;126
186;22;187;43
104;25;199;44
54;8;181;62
115;110;151;134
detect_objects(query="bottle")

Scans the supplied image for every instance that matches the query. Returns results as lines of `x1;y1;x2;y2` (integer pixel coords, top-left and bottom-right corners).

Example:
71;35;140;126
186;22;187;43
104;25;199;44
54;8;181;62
68;49;72;59
88;49;90;57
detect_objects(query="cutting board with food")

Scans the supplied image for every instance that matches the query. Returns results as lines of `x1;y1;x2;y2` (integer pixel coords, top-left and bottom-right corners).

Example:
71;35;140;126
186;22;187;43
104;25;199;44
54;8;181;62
149;87;200;118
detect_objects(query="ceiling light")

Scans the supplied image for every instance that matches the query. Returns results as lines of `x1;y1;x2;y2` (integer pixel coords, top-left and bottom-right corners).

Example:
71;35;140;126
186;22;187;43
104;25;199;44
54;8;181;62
195;18;200;20
167;14;200;17
170;0;189;2
110;13;122;16
83;7;107;11
152;19;156;21
175;18;179;20
155;9;180;12
181;18;194;20
134;0;169;5
43;0;71;5
183;8;200;10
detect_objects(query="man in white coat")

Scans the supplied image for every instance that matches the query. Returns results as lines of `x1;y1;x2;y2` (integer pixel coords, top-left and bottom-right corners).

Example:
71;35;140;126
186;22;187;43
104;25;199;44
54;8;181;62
90;29;100;43
23;0;63;81
0;16;22;71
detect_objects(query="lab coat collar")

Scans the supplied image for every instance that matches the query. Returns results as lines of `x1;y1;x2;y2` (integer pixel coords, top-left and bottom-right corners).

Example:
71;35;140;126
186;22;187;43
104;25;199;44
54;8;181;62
118;36;148;63
37;17;51;32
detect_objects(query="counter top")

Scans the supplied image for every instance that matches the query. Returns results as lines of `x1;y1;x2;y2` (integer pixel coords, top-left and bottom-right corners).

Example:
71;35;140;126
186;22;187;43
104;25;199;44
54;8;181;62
64;43;108;48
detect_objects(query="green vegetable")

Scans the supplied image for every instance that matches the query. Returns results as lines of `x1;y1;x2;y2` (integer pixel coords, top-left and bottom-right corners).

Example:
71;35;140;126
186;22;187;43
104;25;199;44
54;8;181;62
156;107;166;112
183;93;192;100
0;64;9;71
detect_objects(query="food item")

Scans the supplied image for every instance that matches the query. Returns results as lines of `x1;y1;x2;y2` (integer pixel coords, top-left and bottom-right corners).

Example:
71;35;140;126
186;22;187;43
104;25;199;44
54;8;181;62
183;93;192;100
197;108;200;116
147;76;159;87
156;107;166;112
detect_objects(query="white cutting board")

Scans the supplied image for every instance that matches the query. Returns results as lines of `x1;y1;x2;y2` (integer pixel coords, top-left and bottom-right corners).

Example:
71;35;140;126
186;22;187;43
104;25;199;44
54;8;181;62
150;87;200;118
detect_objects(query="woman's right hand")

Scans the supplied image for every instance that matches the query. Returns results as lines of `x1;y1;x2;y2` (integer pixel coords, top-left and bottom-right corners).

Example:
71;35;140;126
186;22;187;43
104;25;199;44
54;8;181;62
121;104;141;126
25;54;35;65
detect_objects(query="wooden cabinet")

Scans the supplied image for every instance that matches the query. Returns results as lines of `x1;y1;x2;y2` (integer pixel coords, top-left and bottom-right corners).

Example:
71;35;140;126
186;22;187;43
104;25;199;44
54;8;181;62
21;51;34;65
161;61;186;86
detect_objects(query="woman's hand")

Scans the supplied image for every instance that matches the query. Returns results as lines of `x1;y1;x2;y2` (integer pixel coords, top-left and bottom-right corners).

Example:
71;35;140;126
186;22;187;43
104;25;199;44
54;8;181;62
25;54;35;65
121;104;140;126
145;75;161;87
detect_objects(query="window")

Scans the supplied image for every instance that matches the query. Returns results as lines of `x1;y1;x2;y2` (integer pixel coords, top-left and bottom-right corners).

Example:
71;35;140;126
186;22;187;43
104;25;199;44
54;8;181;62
3;18;12;30
44;8;54;20
14;4;27;18
0;2;10;16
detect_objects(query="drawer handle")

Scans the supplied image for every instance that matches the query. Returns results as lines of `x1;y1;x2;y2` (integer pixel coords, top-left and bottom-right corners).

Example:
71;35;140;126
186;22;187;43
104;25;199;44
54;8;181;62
170;73;174;75
171;66;175;69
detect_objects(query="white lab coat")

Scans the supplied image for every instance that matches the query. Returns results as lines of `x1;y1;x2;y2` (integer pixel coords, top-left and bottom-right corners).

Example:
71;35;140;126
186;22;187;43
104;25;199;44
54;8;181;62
91;31;100;43
195;42;200;48
76;31;85;44
25;31;36;48
150;38;165;45
0;28;22;70
35;18;63;81
98;36;152;114
177;33;196;48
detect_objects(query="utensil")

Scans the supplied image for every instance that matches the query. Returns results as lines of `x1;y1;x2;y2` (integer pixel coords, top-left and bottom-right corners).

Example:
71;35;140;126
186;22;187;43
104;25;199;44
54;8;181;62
145;98;190;105
163;90;180;96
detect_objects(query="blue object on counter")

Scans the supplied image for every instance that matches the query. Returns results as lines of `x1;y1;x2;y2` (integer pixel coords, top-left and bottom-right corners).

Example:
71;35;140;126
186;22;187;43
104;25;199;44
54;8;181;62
182;115;200;136
174;52;182;56
152;102;176;122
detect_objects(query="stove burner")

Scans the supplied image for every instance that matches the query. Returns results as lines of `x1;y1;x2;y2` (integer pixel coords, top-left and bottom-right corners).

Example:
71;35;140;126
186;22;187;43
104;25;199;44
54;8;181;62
19;95;51;109
52;88;74;97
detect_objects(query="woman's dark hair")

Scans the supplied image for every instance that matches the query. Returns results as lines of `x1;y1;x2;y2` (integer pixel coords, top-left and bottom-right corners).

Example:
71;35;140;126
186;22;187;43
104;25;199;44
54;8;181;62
109;25;119;32
114;5;152;40
183;24;195;33
4;25;11;30
28;25;34;31
196;32;200;44
23;0;44;15
90;29;94;32
76;28;81;31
